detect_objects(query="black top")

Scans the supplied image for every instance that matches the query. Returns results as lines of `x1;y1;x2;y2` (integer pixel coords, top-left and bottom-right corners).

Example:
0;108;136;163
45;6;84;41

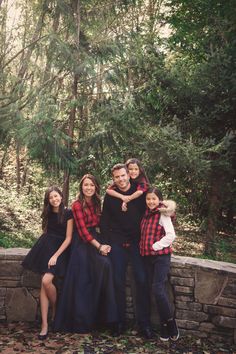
100;181;146;244
47;209;73;238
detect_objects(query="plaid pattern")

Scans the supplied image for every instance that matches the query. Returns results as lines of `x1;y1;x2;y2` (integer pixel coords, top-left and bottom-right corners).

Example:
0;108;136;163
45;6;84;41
140;208;172;256
72;200;100;243
136;181;148;192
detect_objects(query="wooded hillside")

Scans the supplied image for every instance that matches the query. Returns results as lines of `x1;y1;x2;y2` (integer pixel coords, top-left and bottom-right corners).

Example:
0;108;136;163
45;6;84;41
0;0;235;259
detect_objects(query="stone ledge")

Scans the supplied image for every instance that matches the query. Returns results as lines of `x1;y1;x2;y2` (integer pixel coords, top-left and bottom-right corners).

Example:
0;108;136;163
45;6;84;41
0;248;235;345
171;255;236;275
0;248;29;260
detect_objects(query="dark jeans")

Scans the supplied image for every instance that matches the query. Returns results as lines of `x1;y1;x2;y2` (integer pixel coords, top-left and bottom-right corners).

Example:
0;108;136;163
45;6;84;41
144;254;172;323
110;242;150;329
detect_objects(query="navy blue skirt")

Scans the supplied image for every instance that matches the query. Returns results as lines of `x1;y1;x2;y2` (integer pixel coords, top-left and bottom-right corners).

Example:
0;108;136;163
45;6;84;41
54;228;118;333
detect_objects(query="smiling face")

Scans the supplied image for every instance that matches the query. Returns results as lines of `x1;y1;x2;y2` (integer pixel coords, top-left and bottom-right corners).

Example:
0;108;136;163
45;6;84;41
82;177;96;200
127;163;140;180
49;191;62;212
146;192;160;210
112;167;130;191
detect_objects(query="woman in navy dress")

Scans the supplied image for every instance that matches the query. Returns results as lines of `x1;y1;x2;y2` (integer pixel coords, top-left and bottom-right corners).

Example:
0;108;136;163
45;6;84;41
54;174;117;333
22;186;73;339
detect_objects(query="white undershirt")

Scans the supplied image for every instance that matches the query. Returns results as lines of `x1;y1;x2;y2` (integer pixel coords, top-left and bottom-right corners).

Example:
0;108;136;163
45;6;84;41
152;214;176;251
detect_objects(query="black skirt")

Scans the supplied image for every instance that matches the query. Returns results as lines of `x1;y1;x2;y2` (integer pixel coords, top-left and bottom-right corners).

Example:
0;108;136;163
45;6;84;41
22;232;70;277
54;228;118;333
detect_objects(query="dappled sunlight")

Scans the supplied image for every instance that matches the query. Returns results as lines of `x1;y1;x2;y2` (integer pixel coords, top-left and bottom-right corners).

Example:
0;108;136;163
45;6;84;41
173;224;206;257
173;223;235;263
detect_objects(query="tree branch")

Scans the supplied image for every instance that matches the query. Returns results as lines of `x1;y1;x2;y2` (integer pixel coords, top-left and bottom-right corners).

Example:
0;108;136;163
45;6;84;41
2;35;48;70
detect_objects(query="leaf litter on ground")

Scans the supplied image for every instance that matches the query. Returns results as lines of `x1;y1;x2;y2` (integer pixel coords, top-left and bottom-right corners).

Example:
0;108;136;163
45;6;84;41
0;322;235;354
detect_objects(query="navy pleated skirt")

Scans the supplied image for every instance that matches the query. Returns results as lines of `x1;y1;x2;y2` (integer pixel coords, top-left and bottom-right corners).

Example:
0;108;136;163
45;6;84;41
53;228;118;333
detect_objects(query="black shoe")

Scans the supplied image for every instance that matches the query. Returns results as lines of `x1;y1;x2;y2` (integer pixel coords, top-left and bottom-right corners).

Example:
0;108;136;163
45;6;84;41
159;323;169;342
139;327;154;339
38;332;48;340
111;323;126;337
167;319;179;341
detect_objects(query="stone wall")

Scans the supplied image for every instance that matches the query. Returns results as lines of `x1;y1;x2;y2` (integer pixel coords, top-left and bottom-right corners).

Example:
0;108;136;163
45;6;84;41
0;248;235;344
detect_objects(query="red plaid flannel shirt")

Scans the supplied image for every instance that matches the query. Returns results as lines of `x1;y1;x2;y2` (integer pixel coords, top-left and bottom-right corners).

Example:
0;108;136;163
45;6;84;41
72;200;100;243
140;208;172;256
136;181;148;192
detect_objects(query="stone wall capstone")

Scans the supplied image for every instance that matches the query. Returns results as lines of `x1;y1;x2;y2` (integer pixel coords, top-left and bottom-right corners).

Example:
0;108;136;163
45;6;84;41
0;248;235;344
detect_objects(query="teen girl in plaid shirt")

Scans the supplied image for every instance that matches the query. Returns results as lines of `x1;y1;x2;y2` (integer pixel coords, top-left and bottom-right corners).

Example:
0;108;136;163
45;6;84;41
140;187;179;342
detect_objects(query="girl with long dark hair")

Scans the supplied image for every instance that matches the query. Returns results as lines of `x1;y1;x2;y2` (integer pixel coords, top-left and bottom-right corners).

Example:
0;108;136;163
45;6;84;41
22;186;73;340
140;187;179;342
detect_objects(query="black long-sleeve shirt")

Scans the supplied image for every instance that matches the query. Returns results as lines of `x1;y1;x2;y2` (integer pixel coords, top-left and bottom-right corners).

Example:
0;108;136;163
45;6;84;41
100;182;146;244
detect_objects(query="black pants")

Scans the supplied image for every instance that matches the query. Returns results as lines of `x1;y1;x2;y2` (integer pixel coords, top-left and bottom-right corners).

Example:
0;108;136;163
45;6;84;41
110;242;150;329
144;254;172;323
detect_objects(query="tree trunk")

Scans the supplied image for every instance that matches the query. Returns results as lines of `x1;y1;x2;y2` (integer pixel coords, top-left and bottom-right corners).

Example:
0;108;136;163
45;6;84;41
16;141;21;194
62;0;80;205
204;168;224;257
0;147;8;180
17;2;47;80
42;4;61;83
21;158;29;187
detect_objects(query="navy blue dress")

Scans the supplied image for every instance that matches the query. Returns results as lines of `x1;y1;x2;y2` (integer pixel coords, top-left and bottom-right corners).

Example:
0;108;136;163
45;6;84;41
22;209;73;277
53;228;118;333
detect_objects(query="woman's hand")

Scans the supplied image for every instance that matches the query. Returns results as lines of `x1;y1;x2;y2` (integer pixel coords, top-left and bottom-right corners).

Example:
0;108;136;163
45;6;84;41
99;244;111;256
48;255;58;268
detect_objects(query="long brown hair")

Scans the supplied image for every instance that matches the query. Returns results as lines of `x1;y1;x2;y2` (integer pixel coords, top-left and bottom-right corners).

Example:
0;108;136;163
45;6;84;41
125;158;150;184
77;174;101;215
41;186;65;232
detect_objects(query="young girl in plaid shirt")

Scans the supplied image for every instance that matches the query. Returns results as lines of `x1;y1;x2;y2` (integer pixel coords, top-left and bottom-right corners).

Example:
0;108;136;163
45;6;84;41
107;158;149;211
140;187;179;342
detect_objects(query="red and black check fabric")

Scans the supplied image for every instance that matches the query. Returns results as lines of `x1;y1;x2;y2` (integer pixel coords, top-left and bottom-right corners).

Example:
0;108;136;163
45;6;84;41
137;181;148;192
140;208;172;256
72;200;100;243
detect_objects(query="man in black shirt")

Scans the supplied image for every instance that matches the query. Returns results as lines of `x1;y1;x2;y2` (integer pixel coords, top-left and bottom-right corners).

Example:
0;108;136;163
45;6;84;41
100;163;152;338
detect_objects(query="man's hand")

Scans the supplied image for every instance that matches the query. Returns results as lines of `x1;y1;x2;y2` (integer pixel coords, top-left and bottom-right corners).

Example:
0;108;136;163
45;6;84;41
122;202;128;212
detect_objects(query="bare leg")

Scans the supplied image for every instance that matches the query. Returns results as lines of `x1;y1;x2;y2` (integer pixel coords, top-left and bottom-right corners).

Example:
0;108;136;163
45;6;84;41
42;273;57;319
39;282;49;336
39;273;57;335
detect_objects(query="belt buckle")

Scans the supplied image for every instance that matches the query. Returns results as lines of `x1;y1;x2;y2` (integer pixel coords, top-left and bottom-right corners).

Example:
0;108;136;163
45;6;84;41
122;243;130;248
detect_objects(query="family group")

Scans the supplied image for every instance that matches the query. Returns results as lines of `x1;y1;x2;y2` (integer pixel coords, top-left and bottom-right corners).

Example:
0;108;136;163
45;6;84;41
22;158;179;343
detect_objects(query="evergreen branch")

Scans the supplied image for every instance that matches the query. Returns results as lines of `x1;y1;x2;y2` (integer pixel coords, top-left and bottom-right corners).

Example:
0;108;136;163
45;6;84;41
2;35;48;70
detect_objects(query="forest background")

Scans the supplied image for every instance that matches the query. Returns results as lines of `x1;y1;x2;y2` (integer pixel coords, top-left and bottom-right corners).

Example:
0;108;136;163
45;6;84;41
0;0;235;262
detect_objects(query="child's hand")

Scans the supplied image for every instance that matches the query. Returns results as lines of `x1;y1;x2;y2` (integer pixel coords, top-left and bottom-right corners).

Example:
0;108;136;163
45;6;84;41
152;242;162;251
122;202;128;212
122;196;131;203
48;255;58;268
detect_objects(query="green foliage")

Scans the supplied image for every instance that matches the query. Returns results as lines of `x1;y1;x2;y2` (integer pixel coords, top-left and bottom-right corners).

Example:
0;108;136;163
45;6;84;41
0;231;36;248
20;97;75;173
0;181;41;248
0;0;235;261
